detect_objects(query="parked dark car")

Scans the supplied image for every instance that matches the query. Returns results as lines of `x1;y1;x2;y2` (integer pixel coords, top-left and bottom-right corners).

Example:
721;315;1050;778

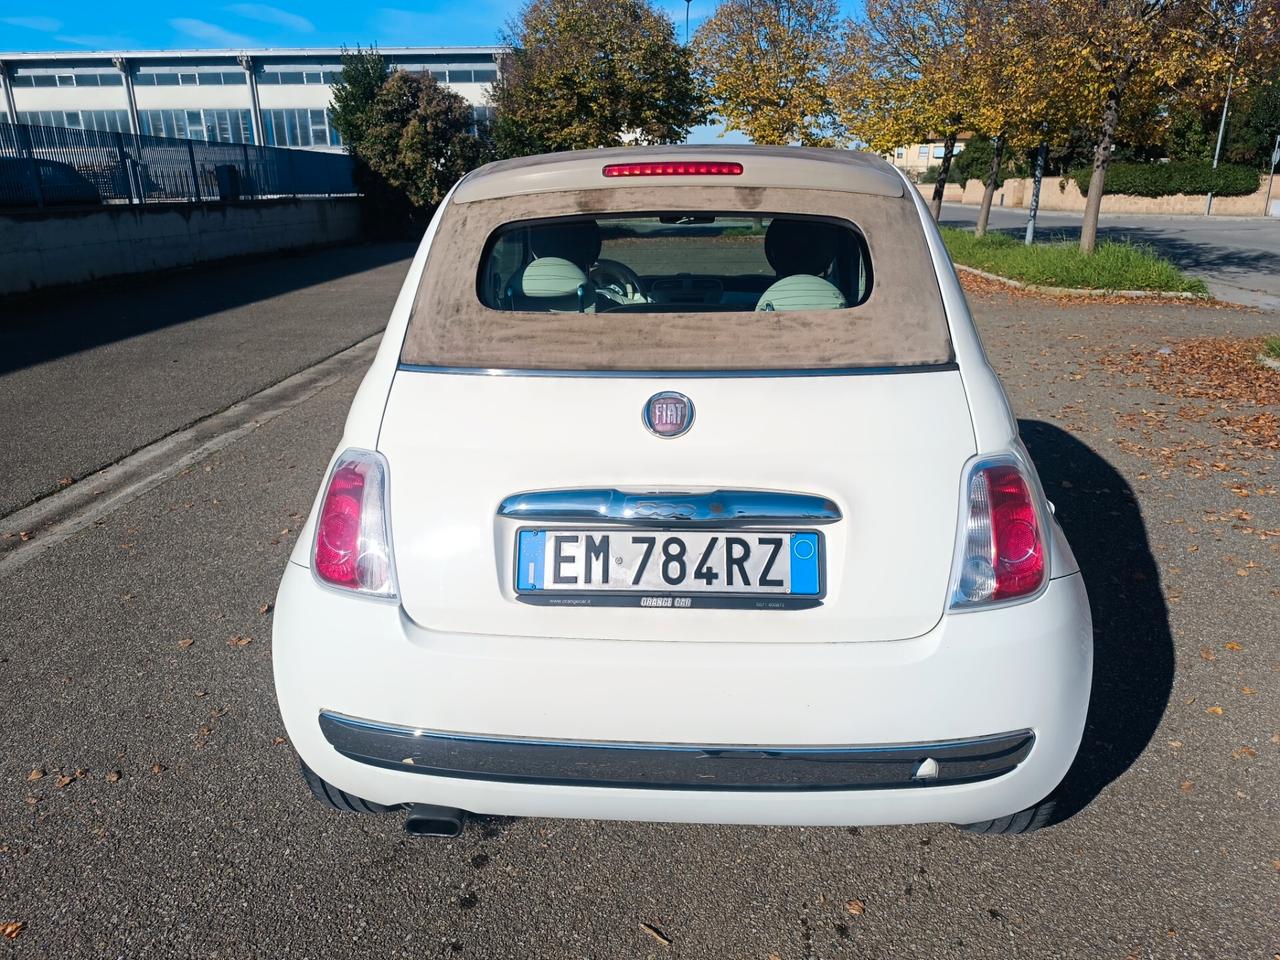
0;156;104;207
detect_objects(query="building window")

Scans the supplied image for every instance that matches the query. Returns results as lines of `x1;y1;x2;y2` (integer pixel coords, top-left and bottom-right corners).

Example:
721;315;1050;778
139;108;254;144
472;69;498;83
18;110;130;133
263;108;332;147
917;145;928;159
932;145;946;159
895;148;905;159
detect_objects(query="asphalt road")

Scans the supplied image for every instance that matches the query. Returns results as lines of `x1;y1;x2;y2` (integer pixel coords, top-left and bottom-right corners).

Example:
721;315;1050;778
1;247;1277;959
940;202;1280;310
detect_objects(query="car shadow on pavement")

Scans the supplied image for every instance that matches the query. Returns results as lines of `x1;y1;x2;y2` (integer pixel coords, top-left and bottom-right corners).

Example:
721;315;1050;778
1019;419;1175;824
0;241;416;377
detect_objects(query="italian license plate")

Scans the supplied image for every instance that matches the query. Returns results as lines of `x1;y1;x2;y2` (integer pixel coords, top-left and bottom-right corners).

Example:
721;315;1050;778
515;529;822;603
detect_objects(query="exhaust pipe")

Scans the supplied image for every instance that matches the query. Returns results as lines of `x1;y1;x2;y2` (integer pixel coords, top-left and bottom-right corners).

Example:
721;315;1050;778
404;803;466;837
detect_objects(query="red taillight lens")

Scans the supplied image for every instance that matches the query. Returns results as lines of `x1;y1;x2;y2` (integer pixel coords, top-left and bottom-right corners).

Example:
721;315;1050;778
951;457;1046;607
312;450;396;597
986;465;1044;599
602;161;744;178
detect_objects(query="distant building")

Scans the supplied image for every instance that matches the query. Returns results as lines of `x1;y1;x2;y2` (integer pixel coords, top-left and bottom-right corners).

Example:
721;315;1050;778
0;46;502;152
885;134;971;179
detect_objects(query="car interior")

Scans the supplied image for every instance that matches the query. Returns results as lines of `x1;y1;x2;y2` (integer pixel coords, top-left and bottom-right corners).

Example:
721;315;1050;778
479;213;873;314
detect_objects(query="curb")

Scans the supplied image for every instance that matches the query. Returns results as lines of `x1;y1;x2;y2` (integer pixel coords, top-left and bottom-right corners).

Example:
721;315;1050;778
953;264;1208;301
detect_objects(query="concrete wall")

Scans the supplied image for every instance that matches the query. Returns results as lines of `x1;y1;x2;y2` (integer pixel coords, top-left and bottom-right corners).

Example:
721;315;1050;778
941;175;1278;217
0;197;362;295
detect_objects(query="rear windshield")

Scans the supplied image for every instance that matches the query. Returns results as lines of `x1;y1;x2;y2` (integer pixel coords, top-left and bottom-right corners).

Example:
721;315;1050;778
479;214;872;315
403;185;952;372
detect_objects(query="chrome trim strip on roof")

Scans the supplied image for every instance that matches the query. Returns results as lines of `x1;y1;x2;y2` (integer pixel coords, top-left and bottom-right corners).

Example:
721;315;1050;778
396;361;960;379
497;489;841;526
318;711;1036;792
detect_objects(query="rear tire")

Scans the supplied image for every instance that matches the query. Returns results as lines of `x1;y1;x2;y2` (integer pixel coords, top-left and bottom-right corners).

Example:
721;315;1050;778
299;759;396;815
958;796;1057;835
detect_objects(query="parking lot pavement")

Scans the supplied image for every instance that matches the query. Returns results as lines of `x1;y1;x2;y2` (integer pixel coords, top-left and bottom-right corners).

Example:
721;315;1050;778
941;202;1280;310
1;260;1278;958
0;242;416;518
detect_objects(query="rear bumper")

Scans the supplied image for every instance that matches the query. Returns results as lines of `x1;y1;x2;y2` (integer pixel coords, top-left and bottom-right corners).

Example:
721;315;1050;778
273;564;1091;826
319;712;1035;791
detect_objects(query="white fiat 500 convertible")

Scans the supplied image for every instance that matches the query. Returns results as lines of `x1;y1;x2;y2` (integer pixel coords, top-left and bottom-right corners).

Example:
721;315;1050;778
273;146;1092;837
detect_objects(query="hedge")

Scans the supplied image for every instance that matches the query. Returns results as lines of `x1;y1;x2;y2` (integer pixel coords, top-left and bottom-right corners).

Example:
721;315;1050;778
1069;161;1260;198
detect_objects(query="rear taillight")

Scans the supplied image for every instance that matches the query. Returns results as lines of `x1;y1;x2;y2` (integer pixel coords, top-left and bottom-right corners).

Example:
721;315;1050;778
950;455;1046;608
312;449;397;598
602;161;743;177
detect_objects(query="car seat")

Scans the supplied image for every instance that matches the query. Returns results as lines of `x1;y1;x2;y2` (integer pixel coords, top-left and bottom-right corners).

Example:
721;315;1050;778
506;220;602;312
755;218;848;312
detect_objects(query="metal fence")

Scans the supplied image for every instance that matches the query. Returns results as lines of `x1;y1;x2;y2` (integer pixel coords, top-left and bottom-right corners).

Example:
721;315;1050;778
0;120;357;208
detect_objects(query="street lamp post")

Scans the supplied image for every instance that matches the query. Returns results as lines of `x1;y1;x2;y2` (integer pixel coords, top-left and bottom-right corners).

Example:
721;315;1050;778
1205;33;1242;217
685;0;693;44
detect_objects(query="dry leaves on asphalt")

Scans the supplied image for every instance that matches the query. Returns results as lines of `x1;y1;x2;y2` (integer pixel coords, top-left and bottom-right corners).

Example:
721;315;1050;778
1206;706;1224;716
227;635;253;647
177;638;194;649
105;771;122;783
846;899;866;916
25;768;43;782
1;921;24;940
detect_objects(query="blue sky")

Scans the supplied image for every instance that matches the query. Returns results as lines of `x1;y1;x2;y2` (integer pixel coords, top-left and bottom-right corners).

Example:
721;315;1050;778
1;1;862;53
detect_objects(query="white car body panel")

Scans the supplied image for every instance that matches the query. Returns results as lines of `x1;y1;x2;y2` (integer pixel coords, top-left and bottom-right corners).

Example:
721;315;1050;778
378;368;975;643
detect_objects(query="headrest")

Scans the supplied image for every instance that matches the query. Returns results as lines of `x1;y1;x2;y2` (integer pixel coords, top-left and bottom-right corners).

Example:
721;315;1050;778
764;218;841;276
529;221;602;270
510;257;589;299
755;274;848;312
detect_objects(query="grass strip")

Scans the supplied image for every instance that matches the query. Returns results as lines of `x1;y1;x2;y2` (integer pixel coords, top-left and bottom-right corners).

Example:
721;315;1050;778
940;227;1209;296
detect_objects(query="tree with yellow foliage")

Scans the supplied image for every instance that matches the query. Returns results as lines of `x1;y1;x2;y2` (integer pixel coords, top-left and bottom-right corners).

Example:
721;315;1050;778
692;0;846;146
836;0;972;218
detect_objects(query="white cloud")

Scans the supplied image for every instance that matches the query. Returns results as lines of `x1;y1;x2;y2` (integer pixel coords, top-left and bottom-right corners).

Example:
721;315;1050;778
224;4;315;33
169;18;259;47
1;15;63;31
54;34;138;49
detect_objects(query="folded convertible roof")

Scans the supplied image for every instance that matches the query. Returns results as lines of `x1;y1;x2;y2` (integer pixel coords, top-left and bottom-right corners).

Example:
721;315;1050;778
453;145;906;204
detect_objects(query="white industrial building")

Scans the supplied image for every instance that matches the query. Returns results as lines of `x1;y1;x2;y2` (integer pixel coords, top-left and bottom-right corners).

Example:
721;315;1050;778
0;47;501;151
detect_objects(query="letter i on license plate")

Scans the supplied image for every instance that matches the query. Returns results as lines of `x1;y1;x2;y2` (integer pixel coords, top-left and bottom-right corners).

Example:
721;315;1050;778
515;529;821;597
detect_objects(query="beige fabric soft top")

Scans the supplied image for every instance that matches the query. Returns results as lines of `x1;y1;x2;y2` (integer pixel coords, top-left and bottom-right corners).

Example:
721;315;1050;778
403;150;952;372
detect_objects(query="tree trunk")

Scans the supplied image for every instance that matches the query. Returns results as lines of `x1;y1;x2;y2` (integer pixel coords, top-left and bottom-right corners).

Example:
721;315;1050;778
928;131;958;220
1080;83;1124;254
975;137;1005;238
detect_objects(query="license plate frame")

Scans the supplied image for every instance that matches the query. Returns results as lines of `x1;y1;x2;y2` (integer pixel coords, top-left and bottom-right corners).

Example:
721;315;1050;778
513;527;826;610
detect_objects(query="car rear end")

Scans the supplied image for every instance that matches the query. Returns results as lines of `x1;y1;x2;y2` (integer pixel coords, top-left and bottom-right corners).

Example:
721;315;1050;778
273;146;1091;829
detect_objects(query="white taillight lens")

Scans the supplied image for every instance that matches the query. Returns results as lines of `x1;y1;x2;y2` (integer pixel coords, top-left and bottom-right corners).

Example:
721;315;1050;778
312;449;397;598
950;455;1046;608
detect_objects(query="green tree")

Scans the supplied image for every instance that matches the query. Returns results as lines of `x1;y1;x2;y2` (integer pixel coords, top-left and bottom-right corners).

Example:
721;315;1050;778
490;0;704;157
692;0;845;145
360;71;491;211
328;46;390;152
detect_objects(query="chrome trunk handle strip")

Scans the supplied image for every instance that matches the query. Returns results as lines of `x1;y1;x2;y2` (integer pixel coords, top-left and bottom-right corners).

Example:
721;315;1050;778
497;489;841;526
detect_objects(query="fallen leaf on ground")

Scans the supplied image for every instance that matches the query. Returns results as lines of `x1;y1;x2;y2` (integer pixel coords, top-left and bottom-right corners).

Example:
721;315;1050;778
55;775;73;789
271;737;287;746
26;768;44;782
1233;746;1258;760
846;899;866;916
1180;780;1194;792
150;763;166;775
1206;706;1224;716
105;771;121;783
177;638;194;649
1199;647;1216;661
258;602;272;615
1225;641;1243;651
1;921;24;940
227;635;252;647
1241;687;1257;695
639;922;671;946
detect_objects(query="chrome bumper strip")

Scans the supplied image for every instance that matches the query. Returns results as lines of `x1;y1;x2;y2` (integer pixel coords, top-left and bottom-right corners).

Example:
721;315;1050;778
318;712;1034;792
497;488;841;526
